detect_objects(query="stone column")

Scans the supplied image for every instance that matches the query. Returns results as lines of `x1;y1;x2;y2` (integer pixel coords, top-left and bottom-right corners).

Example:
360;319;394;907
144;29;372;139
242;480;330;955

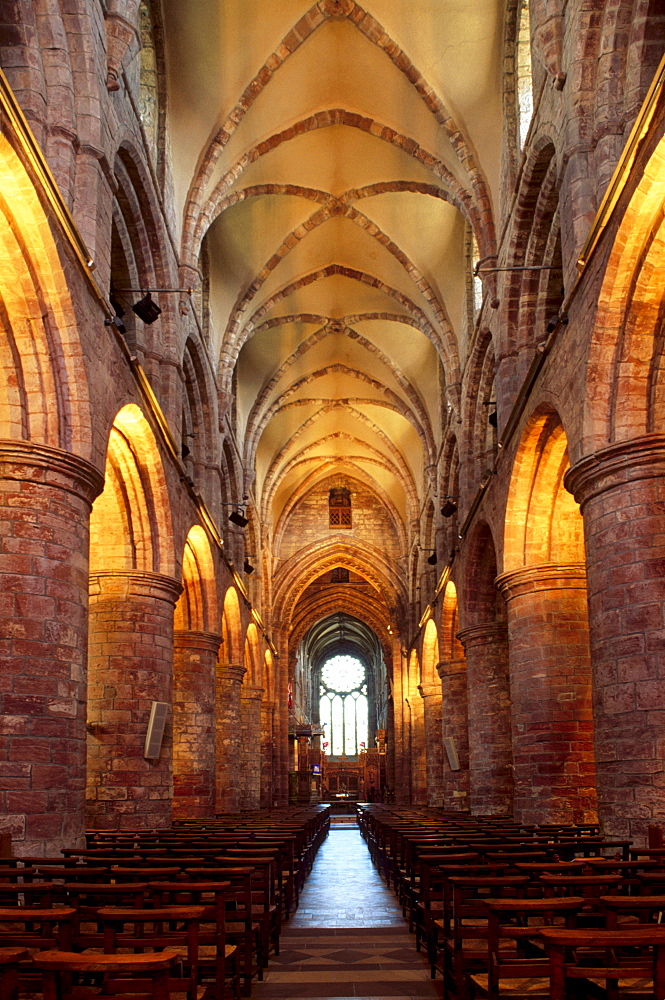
409;691;428;805
239;685;264;810
0;442;103;855
419;682;444;807
565;435;665;843
215;663;245;813
496;565;598;826
173;631;221;820
458;623;513;816
260;700;274;808
86;571;182;830
437;658;470;811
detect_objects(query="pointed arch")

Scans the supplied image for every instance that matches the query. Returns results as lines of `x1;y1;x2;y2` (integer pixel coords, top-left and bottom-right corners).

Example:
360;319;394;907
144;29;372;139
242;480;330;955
174;525;217;633
89;404;175;576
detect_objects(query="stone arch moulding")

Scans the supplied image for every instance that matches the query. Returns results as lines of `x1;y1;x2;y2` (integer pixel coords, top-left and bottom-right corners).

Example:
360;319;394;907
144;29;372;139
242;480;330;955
222;585;243;664
0;132;92;453
174;524;218;633
89;403;176;579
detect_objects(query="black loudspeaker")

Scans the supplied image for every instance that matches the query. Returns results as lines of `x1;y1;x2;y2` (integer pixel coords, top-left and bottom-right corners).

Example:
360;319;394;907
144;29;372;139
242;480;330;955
443;736;460;771
144;701;169;759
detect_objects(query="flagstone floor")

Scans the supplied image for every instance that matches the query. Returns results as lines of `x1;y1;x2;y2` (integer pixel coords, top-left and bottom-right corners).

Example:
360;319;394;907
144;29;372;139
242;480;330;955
251;826;443;999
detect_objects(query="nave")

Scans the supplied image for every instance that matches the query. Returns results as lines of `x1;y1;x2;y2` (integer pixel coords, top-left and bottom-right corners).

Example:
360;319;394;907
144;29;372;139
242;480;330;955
253;823;440;1000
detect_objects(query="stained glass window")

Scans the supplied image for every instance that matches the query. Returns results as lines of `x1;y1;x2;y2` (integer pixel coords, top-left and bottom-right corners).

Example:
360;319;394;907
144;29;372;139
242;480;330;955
320;654;368;755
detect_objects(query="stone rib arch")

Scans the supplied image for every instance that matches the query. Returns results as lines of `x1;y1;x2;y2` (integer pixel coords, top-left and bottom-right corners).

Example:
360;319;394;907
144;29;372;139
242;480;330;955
182;2;494;263
222;201;455;358
222;585;243;664
190;110;478;266
247;364;433;465
272;538;407;626
243;318;435;465
263;415;420;513
220;265;456;395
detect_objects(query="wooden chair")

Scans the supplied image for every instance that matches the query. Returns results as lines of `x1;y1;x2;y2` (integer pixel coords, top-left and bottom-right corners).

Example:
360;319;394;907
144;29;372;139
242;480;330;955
184;868;262;996
64;882;148;949
540;926;665;1000
0;948;27;1000
149;881;239;1000
33;949;178;1000
96;905;206;1000
468;896;584;999
0;906;75;951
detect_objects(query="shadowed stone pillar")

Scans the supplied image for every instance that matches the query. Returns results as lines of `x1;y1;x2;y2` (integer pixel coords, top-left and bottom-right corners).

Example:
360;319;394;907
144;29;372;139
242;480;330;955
0;442;103;855
260;700;274;808
173;631;221;819
215;663;245;813
497;565;598;826
458;623;513;816
87;571;182;830
239;684;264;810
566;436;665;843
409;691;428;805
437;658;470;811
419;682;444;807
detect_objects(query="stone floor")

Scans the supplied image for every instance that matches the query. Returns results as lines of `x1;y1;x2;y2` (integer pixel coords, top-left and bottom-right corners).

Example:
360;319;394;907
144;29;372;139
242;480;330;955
251;826;443;999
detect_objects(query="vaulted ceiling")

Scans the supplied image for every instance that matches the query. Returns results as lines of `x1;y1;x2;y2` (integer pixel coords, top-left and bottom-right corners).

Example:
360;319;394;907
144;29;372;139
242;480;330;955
163;0;504;543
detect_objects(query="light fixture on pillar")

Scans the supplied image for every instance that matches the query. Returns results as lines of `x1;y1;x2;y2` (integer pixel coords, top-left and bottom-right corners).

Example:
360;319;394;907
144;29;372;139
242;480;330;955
441;497;458;517
132;292;162;325
228;507;248;528
243;557;255;574
426;551;438;566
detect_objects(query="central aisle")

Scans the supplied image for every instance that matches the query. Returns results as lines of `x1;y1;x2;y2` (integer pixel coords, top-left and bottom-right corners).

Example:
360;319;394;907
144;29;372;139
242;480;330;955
251;826;443;999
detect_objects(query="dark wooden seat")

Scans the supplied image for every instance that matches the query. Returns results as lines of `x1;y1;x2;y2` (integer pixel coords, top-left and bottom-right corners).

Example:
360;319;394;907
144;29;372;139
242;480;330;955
468;896;584;999
96;905;207;1000
0;948;28;1000
540;925;665;1000
33;948;178;1000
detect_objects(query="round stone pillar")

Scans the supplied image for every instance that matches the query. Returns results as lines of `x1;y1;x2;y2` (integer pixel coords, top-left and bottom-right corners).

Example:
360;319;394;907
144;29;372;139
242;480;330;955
496;565;598;826
86;571;182;831
260;700;275;808
437;658;470;811
0;442;103;855
173;630;221;820
409;691;428;805
215;663;246;813
239;685;264;811
458;623;514;816
565;435;665;842
419;682;444;807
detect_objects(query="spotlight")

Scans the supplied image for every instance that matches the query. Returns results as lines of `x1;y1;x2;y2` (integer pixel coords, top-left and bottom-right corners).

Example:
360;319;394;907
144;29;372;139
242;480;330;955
228;508;248;528
441;499;458;517
488;409;498;428
426;551;438;566
243;558;255;575
132;292;162;325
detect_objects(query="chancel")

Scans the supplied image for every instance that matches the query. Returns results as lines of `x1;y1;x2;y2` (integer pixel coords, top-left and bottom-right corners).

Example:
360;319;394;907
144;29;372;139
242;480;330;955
0;0;664;939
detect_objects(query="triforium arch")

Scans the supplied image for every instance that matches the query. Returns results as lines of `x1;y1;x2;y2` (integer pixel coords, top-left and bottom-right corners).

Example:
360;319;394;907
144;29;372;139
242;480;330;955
87;403;179;830
173;525;219;819
499;406;597;825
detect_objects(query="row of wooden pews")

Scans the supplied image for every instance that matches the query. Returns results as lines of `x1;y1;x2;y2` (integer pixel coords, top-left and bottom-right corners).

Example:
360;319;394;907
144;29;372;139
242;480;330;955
0;805;330;1000
359;804;665;999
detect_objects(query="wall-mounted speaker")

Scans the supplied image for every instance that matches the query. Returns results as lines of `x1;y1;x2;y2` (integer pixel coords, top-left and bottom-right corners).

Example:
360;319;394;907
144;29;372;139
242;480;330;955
144;701;169;760
443;736;460;771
